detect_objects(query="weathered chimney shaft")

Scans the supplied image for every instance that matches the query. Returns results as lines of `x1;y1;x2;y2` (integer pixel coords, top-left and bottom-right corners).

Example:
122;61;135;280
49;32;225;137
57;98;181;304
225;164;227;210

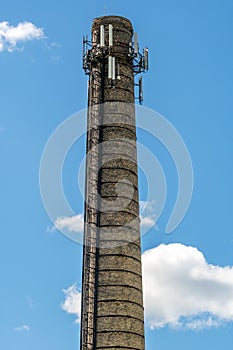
81;16;145;350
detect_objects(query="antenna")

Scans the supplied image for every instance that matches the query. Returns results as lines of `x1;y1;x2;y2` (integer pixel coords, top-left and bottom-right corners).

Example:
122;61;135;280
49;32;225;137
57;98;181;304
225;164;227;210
139;76;143;105
134;32;139;56
112;57;116;80
144;48;149;71
82;35;92;74
108;56;116;80
129;42;133;55
109;24;113;47
108;56;113;79
100;25;105;47
82;36;86;58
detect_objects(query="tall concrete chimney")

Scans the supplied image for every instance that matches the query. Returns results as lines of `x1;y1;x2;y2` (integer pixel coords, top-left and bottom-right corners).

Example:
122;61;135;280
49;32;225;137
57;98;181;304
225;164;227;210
81;15;148;350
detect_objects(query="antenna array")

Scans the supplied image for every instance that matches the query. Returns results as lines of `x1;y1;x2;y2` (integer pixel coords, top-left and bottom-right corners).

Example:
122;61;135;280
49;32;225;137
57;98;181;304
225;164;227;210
129;32;149;75
82;25;149;102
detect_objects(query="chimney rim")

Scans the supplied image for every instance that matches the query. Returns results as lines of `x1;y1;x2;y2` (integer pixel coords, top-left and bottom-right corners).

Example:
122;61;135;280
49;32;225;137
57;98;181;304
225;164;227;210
92;15;133;33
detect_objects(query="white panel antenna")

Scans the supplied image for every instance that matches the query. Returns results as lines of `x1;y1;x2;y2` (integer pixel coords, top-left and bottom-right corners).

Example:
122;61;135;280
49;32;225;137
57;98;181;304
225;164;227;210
108;56;116;80
109;24;113;47
108;56;113;79
134;32;139;56
112;57;116;80
100;25;105;47
129;42;133;55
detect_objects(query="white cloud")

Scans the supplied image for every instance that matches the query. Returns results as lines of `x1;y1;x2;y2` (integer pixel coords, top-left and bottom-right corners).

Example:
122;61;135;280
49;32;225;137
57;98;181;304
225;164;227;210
61;284;81;324
49;214;84;234
0;21;44;53
140;215;156;228
185;316;222;330
14;324;30;332
140;200;158;230
49;203;157;235
142;244;233;330
61;243;233;331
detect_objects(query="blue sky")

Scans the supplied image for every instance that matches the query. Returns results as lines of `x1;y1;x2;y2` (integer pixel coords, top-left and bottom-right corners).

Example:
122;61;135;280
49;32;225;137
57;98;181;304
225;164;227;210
1;1;233;349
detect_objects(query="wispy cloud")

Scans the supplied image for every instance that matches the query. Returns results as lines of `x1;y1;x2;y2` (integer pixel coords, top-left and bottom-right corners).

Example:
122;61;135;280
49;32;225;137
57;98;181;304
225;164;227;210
44;41;61;62
140;200;158;230
184;316;222;330
142;243;233;330
0;21;44;53
48;214;84;234
49;203;157;234
140;215;156;228
27;296;34;307
14;324;30;332
61;284;81;324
